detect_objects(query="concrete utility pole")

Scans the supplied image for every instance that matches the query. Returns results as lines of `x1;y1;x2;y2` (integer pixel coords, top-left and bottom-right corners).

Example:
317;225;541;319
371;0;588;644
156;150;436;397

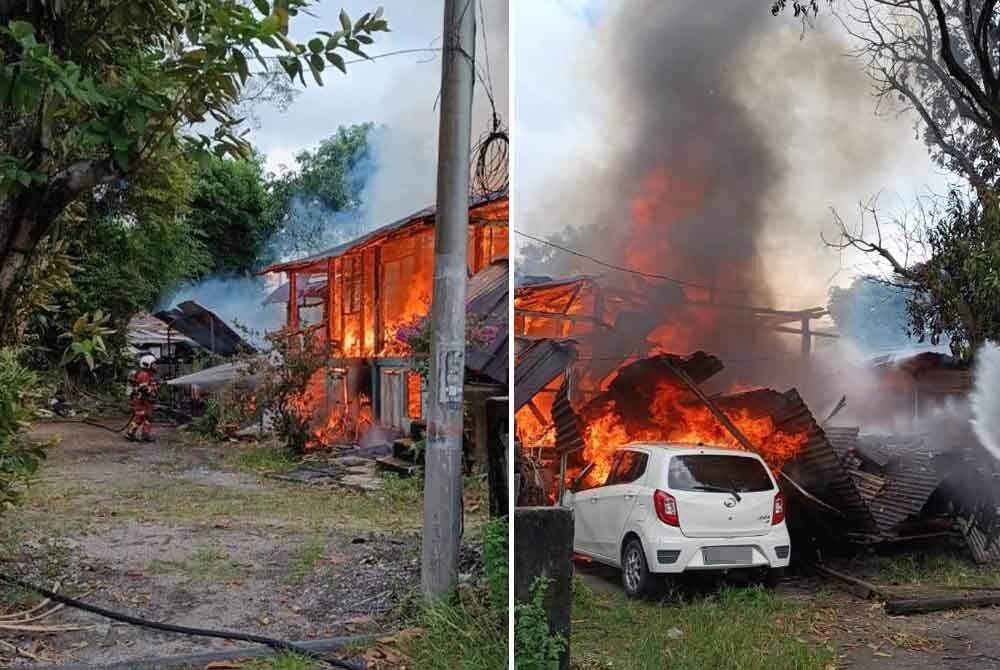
421;0;476;599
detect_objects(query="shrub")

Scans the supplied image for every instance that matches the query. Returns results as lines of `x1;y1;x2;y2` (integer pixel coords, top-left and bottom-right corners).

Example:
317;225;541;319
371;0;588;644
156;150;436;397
0;349;47;511
514;577;566;670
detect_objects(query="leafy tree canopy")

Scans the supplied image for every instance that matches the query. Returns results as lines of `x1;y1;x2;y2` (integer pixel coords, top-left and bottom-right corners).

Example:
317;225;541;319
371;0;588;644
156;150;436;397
190;154;271;277
0;0;389;342
828;276;916;353
264;122;373;262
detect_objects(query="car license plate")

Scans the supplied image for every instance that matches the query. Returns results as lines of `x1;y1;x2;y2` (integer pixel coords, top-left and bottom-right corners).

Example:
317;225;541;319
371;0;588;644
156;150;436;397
703;546;752;565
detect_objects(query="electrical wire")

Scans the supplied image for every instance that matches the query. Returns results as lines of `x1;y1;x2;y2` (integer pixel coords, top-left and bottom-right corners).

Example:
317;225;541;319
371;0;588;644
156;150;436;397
0;574;362;670
513;229;830;303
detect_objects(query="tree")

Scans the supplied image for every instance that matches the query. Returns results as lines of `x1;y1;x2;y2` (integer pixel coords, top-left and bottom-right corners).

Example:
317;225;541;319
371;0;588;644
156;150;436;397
189;154;271;276
263;123;373;262
0;1;390;343
776;1;1000;361
828;276;917;352
27;154;212;379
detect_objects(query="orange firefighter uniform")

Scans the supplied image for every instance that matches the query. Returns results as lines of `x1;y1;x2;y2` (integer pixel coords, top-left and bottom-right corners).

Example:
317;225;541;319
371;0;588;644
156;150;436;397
125;368;157;442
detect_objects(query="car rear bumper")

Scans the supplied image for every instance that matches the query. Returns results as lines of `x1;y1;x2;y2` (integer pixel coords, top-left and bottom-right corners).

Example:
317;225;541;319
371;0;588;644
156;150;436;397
644;526;792;573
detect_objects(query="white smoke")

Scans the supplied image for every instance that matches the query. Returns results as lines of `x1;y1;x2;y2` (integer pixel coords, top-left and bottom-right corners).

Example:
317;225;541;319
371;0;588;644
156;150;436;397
971;342;1000;460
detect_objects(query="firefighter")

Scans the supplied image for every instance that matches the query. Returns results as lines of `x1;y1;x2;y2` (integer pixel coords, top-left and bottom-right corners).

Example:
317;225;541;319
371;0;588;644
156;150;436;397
125;354;158;443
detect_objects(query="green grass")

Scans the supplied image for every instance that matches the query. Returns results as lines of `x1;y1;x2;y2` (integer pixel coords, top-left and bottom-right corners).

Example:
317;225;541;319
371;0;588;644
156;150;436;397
226;446;300;474
244;651;323;670
184;543;242;582
400;517;509;670
849;548;1000;591
282;536;329;585
571;580;835;670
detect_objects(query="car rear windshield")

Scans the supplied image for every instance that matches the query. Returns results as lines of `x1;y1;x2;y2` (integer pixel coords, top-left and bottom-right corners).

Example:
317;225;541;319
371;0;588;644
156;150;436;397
667;454;774;493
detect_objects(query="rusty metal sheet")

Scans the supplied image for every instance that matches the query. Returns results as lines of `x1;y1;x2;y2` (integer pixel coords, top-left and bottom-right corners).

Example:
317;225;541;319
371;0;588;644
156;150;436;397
867;445;942;536
261;190;508;275
466;260;509;386
552;378;584;456
514;338;578;411
960;520;1000;564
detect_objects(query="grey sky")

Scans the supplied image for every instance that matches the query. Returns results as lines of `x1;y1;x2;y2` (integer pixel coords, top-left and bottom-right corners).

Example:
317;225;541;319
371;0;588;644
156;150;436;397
513;1;953;305
248;0;508;227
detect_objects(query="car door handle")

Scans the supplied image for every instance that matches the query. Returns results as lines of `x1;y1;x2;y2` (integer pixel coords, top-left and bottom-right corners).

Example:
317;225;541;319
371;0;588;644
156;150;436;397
589;498;598;504
624;490;637;498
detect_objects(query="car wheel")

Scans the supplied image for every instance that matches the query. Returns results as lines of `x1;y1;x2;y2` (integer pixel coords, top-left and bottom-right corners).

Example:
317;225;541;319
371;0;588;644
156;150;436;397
763;567;786;589
621;538;658;598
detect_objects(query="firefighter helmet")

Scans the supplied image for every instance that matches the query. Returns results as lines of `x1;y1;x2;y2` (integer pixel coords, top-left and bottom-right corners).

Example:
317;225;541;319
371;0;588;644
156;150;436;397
139;354;157;369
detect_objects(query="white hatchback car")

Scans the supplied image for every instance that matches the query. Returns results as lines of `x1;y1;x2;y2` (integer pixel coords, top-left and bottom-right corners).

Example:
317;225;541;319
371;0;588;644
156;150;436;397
565;443;791;597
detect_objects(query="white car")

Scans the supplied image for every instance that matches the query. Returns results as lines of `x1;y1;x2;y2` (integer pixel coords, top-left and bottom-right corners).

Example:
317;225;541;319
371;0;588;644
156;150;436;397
565;443;791;597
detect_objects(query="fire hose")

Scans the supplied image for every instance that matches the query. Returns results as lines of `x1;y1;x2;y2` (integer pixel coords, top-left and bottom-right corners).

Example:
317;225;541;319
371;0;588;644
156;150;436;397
43;415;135;433
0;573;363;670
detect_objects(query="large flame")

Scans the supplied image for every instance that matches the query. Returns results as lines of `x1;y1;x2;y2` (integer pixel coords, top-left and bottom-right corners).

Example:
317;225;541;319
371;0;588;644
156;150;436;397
577;379;807;486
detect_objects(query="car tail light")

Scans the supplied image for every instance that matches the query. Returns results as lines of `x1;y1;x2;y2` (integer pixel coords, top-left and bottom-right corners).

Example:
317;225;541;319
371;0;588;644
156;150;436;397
653;490;679;527
772;492;785;525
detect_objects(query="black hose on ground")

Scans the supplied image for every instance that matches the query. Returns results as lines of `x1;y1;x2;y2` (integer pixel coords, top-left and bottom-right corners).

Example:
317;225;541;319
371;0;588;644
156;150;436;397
40;415;134;433
0;573;363;670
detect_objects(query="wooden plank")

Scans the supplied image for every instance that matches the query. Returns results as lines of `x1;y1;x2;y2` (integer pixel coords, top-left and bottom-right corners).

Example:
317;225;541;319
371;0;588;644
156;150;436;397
886;594;1000;615
813;564;891;600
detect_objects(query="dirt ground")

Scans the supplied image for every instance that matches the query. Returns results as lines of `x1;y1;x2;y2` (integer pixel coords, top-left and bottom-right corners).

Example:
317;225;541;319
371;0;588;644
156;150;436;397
0;419;478;668
575;559;1000;669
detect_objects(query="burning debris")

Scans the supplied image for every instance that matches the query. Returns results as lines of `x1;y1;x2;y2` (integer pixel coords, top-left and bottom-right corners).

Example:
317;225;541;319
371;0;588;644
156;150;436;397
515;342;1000;564
258;192;509;456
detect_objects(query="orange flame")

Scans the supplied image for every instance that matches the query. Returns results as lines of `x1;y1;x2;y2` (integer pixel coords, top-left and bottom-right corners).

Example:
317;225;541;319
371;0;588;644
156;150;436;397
576;380;807;487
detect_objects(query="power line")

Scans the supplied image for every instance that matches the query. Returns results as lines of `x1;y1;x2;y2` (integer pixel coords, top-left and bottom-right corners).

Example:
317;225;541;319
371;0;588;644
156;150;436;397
513;229;831;304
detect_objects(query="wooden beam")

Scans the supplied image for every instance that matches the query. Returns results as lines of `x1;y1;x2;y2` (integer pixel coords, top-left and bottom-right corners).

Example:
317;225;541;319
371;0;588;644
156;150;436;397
771;325;839;338
515;309;603;324
287;271;300;334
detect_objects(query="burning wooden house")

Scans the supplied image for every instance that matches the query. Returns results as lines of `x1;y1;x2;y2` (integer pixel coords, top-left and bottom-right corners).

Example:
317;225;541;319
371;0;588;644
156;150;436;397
259;191;508;458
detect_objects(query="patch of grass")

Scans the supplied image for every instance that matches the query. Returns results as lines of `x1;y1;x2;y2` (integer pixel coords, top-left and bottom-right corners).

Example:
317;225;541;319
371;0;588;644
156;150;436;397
853;547;1000;590
184;543;242;582
282;536;328;585
571;581;835;670
404;598;507;670
244;651;323;670
401;517;508;670
226;446;300;474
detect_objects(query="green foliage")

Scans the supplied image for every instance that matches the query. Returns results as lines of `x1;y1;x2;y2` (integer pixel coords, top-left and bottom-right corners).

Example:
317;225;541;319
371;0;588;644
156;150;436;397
394;312;501;379
263;124;373;262
482;516;509;610
0;2;391;195
401;518;509;670
245;329;329;454
4;236;78;348
514;576;565;670
828;276;916;353
58;310;115;373
191;395;254;441
26;154;211;383
905;193;1000;361
0;349;47;512
189;154;273;276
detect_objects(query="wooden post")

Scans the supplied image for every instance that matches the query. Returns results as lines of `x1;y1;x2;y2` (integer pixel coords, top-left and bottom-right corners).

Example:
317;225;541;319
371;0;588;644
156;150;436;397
801;317;812;357
287;271;300;334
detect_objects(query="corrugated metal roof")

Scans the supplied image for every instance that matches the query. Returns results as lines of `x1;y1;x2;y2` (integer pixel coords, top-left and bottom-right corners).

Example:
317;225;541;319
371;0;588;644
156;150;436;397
769;395;878;536
261;190;508;275
154;301;254;356
960;519;1000;564
465;260;509;386
553;379;584;456
127;313;196;347
859;436;943;536
825;426;859;460
514;338;578;411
